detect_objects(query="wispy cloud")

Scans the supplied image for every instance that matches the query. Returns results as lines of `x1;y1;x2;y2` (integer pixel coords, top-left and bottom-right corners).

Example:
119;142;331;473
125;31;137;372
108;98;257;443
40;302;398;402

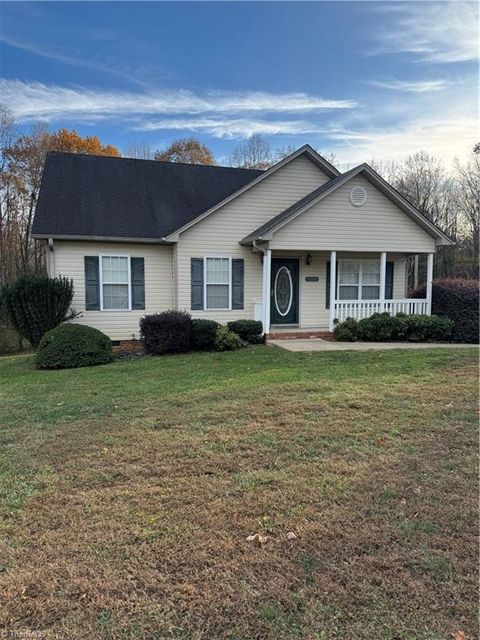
0;35;153;88
369;1;478;63
134;117;320;138
366;78;448;93
0;79;357;138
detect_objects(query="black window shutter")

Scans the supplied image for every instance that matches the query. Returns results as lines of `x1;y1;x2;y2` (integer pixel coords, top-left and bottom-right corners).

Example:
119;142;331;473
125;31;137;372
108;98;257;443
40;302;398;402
191;258;204;310
232;259;244;310
84;256;100;310
131;257;145;310
385;261;394;299
325;261;338;309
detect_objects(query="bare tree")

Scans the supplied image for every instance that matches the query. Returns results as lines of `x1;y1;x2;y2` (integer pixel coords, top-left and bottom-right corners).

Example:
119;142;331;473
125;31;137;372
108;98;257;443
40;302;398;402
369;159;402;185
0;106;17;284
123;141;153;160
272;145;296;163
454;150;479;274
229;134;273;169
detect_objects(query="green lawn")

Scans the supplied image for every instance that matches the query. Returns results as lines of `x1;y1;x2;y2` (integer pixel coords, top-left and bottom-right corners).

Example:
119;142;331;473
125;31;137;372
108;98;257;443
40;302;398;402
0;346;478;640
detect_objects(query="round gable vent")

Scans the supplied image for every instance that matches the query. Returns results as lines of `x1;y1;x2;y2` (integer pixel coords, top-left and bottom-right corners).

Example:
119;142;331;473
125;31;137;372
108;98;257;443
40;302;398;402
349;186;367;207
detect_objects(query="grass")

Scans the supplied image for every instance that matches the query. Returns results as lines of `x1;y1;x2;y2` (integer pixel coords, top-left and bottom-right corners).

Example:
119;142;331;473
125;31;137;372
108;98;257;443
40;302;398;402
0;345;478;639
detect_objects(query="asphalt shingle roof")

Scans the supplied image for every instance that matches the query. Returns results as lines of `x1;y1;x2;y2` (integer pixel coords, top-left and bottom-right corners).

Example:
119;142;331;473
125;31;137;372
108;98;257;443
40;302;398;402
32;152;263;239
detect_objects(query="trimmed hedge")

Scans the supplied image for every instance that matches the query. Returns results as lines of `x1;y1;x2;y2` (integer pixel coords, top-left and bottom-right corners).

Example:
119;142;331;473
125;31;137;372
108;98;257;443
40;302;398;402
227;320;263;343
334;312;454;343
412;278;479;343
191;319;219;350
36;323;113;369
140;310;192;355
215;325;243;351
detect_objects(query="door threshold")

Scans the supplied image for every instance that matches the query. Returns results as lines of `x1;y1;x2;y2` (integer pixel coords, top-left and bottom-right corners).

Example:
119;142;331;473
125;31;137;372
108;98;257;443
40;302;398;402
270;324;299;329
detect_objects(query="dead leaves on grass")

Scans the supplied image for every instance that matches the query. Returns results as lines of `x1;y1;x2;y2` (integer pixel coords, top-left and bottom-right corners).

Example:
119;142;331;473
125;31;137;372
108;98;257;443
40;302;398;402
246;531;298;544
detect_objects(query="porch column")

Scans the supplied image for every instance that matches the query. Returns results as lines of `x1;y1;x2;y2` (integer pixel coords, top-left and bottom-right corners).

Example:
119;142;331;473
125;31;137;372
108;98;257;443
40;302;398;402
413;255;419;290
426;252;434;315
329;251;336;331
379;251;387;312
262;249;272;334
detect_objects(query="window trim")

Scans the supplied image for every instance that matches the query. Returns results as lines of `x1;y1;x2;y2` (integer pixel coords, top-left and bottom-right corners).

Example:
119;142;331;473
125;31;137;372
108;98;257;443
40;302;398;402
99;253;132;311
203;256;232;311
337;259;381;302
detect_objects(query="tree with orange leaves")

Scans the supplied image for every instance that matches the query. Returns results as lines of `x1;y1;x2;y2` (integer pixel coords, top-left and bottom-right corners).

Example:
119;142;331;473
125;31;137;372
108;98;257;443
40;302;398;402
0;109;121;283
49;129;120;157
154;138;215;165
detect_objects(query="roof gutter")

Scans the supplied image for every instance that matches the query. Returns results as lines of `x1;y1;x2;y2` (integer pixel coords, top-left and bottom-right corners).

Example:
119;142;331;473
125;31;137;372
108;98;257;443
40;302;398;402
32;234;171;244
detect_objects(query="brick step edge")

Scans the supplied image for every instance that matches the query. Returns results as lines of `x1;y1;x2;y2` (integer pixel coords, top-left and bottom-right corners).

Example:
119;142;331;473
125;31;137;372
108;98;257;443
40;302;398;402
112;340;144;354
267;331;335;341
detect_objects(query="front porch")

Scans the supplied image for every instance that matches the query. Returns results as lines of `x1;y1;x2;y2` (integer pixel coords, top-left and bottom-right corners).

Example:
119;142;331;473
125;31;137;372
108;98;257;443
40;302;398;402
257;249;433;335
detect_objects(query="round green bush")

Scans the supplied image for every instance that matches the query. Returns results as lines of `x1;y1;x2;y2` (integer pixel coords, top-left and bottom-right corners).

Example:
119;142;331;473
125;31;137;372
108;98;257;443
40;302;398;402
191;319;220;350
357;312;396;341
333;317;360;341
36;323;113;369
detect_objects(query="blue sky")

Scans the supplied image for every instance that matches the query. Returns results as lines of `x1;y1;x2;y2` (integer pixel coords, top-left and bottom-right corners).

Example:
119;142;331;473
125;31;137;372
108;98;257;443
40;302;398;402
0;1;477;167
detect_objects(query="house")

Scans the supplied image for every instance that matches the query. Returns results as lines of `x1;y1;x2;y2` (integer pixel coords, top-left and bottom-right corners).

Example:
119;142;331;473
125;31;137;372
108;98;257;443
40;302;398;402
32;145;453;345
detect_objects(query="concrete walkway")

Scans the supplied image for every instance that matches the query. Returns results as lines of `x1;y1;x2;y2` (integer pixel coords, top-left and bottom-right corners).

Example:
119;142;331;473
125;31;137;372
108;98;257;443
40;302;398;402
269;339;477;352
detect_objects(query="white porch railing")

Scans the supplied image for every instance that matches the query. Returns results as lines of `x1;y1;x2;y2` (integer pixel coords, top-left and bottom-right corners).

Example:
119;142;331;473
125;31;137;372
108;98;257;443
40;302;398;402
334;298;429;323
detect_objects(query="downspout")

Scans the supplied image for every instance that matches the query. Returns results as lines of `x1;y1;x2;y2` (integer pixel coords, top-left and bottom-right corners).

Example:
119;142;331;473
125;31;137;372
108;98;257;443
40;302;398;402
47;238;55;276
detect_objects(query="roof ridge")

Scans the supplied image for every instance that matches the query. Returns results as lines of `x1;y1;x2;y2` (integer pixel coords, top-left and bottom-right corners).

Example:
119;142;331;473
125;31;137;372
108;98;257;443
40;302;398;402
45;150;264;173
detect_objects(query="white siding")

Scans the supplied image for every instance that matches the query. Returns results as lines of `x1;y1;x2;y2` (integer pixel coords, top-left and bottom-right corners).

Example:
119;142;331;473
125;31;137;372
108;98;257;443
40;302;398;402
176;155;329;322
270;175;437;253
52;241;173;340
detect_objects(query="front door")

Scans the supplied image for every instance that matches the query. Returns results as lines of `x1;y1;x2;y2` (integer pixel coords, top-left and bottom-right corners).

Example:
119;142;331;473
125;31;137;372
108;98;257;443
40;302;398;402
270;258;299;325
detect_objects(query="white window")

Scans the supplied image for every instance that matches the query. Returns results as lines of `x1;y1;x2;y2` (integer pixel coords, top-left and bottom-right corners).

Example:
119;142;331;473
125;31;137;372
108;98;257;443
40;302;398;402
338;260;380;301
100;255;130;310
204;257;231;310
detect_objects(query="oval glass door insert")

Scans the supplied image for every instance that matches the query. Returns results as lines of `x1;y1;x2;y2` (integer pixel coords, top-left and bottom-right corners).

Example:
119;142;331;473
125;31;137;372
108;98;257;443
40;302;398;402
274;266;293;316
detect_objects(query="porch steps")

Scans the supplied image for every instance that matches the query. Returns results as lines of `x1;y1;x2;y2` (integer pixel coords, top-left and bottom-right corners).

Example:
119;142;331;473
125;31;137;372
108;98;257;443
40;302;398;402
267;330;335;341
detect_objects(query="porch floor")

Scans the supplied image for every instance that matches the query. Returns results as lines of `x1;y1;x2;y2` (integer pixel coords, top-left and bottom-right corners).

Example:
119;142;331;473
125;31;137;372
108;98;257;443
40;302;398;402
268;340;477;353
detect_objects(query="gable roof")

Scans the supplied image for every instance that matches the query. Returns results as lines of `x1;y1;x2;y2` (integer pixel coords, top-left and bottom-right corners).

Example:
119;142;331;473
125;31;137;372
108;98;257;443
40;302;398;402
240;163;454;246
32;152;263;241
162;144;340;240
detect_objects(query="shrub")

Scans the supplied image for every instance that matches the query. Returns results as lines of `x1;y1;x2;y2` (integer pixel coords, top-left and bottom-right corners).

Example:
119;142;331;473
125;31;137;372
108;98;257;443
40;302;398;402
399;315;453;342
1;275;78;347
36;323;113;369
215;325;243;351
333;317;360;342
412;278;479;343
334;312;453;343
358;312;401;341
140;310;192;355
191;319;220;350
227;320;263;343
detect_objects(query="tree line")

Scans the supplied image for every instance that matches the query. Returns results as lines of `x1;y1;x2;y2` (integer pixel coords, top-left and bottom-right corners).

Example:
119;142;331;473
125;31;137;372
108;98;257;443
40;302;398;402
1;105;478;285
